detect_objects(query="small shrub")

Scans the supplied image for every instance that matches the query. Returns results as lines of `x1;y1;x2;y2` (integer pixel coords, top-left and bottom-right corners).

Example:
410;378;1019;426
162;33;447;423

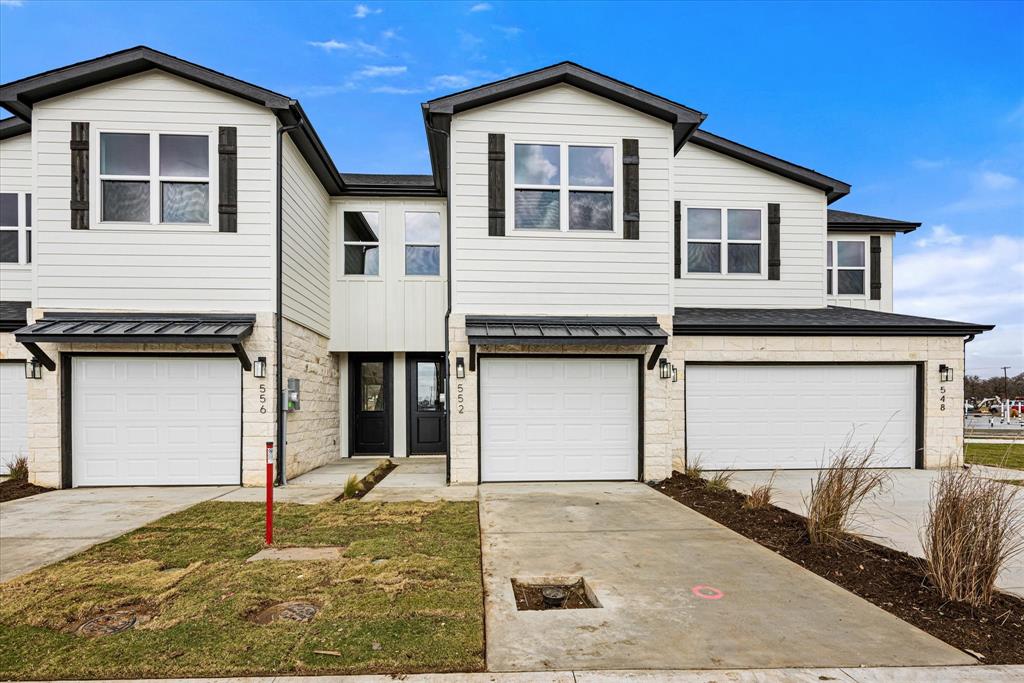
341;474;363;499
744;471;777;510
923;469;1024;606
684;456;704;480
6;455;28;482
805;439;889;546
704;469;735;492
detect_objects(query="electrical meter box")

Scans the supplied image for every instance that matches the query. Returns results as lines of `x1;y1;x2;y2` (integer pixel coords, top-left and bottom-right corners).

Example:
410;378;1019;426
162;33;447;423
286;378;301;412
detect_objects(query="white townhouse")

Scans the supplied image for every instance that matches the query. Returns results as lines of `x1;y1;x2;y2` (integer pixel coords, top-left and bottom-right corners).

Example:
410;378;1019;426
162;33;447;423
0;48;992;488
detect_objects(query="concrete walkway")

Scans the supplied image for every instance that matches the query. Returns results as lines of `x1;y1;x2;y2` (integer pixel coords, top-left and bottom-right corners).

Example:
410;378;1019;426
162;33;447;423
0;486;234;582
81;666;1024;682
725;469;1024;597
217;458;381;504
361;456;478;502
478;482;973;672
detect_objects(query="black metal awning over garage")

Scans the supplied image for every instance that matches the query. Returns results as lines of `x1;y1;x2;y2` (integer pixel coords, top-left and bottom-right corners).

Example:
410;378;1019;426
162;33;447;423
465;315;669;370
14;313;256;371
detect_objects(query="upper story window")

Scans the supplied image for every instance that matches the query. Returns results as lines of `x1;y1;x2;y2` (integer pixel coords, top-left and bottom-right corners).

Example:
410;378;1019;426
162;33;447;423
686;207;763;275
99;132;210;225
0;191;31;265
404;212;441;276
826;239;866;295
512;143;615;232
343;210;381;276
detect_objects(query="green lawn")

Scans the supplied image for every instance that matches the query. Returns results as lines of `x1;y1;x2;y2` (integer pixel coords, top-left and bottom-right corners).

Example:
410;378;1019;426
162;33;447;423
965;442;1024;471
0;500;484;679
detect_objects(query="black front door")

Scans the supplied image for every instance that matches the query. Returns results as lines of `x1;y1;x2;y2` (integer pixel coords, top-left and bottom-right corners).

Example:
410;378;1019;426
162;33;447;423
407;354;447;455
350;354;392;455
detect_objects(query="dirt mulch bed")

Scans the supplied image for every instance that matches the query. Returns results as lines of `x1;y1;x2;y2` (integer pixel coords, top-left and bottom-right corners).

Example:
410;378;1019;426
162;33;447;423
334;460;396;501
653;472;1024;664
0;479;52;503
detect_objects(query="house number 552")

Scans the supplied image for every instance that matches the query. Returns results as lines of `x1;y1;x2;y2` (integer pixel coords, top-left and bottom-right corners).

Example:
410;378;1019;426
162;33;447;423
457;383;465;414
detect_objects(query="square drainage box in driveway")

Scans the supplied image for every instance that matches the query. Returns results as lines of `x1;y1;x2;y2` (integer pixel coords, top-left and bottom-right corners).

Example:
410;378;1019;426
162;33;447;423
512;577;601;610
478;482;975;672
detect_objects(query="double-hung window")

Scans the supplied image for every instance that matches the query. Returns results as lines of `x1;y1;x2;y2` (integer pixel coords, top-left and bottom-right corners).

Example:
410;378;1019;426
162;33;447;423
404;212;441;276
686;207;763;274
512;142;616;232
0;192;31;265
99;132;211;225
343;210;381;276
826;239;866;295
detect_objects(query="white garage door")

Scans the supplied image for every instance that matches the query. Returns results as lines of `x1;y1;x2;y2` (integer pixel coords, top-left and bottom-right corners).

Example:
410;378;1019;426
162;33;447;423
72;357;241;486
0;362;28;475
686;364;916;470
480;357;638;482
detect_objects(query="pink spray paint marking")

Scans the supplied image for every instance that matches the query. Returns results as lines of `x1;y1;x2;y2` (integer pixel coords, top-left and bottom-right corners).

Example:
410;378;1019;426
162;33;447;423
691;584;724;600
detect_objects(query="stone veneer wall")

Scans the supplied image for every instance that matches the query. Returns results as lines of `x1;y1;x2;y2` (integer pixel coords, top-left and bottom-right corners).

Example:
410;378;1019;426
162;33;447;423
23;309;276;489
668;335;966;470
447;314;676;484
281;318;339;480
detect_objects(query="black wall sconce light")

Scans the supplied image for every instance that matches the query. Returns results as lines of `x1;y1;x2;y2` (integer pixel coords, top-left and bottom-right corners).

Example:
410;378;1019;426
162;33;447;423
659;358;672;380
456;356;466;379
253;356;267;378
24;358;42;380
938;364;954;382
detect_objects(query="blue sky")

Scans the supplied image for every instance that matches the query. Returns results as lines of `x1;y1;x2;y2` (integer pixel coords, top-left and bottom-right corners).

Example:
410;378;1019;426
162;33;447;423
2;0;1022;374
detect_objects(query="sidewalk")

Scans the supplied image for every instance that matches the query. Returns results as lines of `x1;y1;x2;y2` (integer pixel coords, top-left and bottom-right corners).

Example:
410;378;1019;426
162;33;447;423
57;665;1024;682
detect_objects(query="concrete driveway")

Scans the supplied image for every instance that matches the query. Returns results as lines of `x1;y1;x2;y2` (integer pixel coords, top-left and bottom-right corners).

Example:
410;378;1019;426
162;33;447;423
479;482;974;672
726;469;1024;597
0;486;234;582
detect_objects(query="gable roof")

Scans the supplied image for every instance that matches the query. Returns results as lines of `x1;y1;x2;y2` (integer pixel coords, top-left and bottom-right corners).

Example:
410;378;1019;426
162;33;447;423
690;130;851;204
339;173;441;197
827;209;920;233
0;45;346;195
422;61;708;194
0;116;30;140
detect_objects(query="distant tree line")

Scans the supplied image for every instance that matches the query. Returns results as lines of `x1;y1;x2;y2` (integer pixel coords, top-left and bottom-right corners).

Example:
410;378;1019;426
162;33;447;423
965;371;1024;400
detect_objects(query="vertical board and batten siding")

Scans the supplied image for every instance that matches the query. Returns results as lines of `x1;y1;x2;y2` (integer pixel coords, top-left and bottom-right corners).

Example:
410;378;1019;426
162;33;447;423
673;142;828;308
0;132;33;302
281;135;331;336
449;84;674;315
329;197;448;352
31;71;276;312
827;231;893;312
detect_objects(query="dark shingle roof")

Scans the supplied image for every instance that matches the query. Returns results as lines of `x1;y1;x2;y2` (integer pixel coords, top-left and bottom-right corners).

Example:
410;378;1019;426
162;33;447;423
673;306;993;337
466;315;668;346
339;173;441;196
0;300;30;331
15;312;255;343
0;117;30;140
827;209;920;233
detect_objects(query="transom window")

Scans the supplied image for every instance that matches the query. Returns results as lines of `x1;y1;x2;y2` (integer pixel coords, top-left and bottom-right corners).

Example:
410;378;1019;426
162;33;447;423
0;191;31;265
343;211;381;276
513;142;615;232
99;132;211;225
686;207;763;274
826;239;866;295
404;212;441;276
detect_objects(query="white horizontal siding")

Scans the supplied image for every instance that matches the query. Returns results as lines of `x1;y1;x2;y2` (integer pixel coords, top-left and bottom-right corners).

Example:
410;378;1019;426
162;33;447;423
330;197;447;352
31;70;276;312
827;231;893;312
0;132;33;302
673;142;828;308
281;135;331;336
450;84;673;315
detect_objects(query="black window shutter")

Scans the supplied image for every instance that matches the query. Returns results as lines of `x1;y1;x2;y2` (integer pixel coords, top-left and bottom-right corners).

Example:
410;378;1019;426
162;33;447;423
218;126;238;233
870;235;882;300
623;139;639;240
673;201;681;278
487;133;505;236
767;202;781;280
70;122;89;230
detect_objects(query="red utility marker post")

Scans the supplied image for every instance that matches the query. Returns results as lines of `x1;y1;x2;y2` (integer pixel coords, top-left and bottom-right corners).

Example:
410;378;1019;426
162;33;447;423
265;441;275;545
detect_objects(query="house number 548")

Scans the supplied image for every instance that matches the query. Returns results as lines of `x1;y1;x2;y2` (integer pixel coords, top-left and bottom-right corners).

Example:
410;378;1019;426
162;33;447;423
939;386;946;411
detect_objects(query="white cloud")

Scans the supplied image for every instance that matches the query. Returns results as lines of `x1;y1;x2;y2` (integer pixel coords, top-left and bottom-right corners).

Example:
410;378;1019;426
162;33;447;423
494;25;522;37
978;170;1018;190
371;85;425;95
459;30;484;49
353;3;382;18
430;74;471;89
381;28;398;40
1007;100;1024;124
912;158;950;170
470;2;492;11
0;0;25;7
290;83;356;97
307;38;384;56
913;224;963;248
895;234;1024;373
358;65;407;78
